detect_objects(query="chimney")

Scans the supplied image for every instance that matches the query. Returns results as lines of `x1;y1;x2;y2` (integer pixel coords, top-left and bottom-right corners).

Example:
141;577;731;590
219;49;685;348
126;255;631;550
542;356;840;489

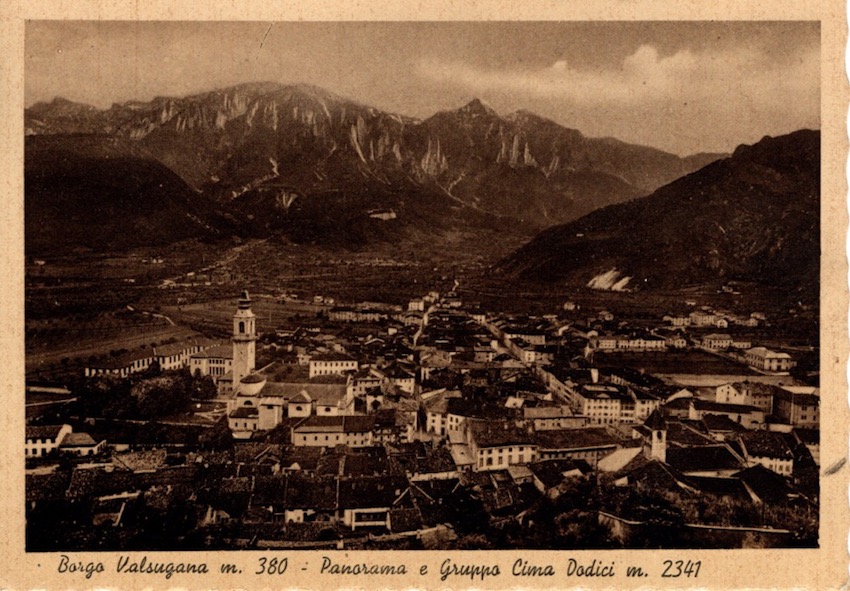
590;368;599;384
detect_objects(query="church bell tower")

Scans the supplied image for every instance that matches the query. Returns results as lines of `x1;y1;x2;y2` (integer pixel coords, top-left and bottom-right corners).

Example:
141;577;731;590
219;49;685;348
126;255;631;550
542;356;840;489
644;409;667;463
232;290;257;389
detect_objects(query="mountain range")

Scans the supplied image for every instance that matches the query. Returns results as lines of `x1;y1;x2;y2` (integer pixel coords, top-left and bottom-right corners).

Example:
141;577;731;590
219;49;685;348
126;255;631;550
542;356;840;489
27;83;817;296
498;129;820;292
25;82;723;254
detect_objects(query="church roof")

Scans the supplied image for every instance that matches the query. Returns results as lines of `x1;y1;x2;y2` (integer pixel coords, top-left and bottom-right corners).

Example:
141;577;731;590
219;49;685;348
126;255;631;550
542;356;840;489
289;391;312;404
260;382;346;404
241;373;265;384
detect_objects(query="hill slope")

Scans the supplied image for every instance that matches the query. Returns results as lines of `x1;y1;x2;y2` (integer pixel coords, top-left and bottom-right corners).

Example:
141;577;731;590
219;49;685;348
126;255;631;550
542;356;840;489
25;135;233;254
499;130;820;293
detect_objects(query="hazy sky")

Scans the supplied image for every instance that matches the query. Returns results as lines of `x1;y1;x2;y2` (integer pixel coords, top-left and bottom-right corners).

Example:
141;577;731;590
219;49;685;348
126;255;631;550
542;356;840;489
26;21;819;155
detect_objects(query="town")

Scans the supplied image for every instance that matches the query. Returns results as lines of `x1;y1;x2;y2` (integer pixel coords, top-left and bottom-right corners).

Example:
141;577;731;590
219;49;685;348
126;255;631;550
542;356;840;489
26;285;819;550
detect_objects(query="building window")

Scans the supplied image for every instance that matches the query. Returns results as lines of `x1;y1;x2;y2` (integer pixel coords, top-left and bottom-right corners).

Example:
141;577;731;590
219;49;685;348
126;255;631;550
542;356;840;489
239;321;245;334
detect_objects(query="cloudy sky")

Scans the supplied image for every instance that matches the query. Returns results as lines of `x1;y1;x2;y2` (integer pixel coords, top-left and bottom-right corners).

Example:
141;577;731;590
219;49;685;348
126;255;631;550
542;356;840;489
26;21;819;155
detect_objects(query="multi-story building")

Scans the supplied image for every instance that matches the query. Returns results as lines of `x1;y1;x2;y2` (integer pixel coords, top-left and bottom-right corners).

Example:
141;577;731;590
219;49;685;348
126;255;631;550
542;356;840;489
744;347;796;372
308;353;358;378
465;420;539;472
534;428;621;467
739;431;794;476
25;424;72;458
291;416;375;448
773;388;820;427
701;333;733;350
189;345;233;379
522;406;588;430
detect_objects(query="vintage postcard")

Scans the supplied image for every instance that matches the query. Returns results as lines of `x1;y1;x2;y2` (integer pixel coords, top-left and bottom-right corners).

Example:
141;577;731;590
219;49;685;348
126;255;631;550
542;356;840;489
0;1;847;589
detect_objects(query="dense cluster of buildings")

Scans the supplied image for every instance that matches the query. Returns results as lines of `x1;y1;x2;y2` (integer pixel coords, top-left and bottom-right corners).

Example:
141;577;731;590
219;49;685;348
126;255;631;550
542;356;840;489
26;290;819;549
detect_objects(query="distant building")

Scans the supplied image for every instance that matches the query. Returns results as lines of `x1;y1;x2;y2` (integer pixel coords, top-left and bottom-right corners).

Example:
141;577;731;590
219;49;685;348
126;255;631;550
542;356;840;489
744;347;796;373
468;309;487;324
656;330;687;349
368;208;397;221
572;383;636;424
84;351;154;378
591;334;665;352
522;406;588;430
701;334;733;350
502;325;547;346
689;310;727;328
687;399;765;427
25;424;72;458
189;344;233;380
347;371;383;398
716;382;777;414
731;337;753;349
371;364;416;394
309;353;358;378
58;432;106;457
663;314;691;327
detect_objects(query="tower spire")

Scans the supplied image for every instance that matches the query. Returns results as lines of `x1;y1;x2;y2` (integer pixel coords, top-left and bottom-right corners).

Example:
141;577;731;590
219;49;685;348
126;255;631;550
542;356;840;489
232;289;257;390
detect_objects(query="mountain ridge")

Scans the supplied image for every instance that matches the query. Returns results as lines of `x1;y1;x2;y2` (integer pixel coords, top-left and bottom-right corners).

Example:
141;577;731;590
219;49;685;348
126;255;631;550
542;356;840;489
498;129;820;294
26;82;730;255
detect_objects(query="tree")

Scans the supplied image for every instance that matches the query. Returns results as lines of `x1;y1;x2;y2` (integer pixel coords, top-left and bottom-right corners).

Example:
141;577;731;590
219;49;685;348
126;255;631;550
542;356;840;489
132;374;192;418
75;374;132;418
199;418;233;450
142;359;162;378
554;509;611;548
193;374;218;400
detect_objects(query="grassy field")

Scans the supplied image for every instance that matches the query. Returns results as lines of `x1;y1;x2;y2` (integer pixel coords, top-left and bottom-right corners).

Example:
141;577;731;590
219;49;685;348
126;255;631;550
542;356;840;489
163;296;326;337
596;350;758;375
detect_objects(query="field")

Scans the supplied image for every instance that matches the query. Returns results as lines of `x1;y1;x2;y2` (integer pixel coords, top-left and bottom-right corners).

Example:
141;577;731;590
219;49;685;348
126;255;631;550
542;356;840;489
26;311;198;380
163;297;326;338
596;350;758;375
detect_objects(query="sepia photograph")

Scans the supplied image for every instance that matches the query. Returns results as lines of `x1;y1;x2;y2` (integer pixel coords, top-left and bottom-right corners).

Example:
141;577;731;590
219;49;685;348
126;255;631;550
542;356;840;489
20;20;825;553
2;4;846;588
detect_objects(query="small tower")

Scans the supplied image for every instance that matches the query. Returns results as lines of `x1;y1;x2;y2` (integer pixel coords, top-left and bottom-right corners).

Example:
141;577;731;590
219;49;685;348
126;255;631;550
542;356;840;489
644;409;667;463
232;290;257;390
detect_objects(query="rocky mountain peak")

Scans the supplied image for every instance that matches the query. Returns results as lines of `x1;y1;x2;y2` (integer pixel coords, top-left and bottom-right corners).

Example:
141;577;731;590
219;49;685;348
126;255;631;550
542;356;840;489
25;81;731;254
456;98;498;118
28;96;98;116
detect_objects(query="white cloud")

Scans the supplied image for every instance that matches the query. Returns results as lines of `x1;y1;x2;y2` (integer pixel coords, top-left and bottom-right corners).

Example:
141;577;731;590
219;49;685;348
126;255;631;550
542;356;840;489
417;43;818;118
